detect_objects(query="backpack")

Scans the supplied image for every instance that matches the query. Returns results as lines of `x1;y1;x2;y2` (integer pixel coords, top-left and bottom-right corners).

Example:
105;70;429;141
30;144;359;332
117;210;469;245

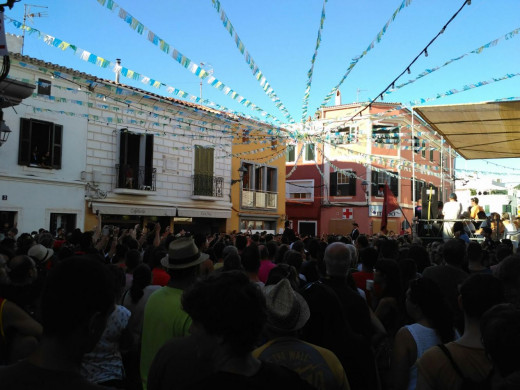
437;344;492;390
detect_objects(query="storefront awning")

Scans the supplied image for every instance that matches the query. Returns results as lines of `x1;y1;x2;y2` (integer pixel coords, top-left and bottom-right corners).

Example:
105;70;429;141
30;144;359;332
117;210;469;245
177;208;231;219
415;100;520;160
91;202;177;216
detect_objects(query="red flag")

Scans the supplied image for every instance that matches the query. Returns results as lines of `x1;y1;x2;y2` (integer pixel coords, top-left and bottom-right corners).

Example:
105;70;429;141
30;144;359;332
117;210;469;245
381;182;399;232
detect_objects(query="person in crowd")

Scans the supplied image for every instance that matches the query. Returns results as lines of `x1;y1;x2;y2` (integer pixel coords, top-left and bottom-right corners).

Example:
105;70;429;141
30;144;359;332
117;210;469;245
122;263;160;390
428;241;444;266
140;237;207;389
442;193;463;241
149;247;170;286
422;239;468;333
452;221;470;243
320;242;378;390
469;197;483;219
241;242;264;286
490;212;505;241
350;223;360;242
258;244;276;284
406;244;431;274
466;241;491;274
81;265;132;388
0;256;115;389
352;247;377;296
496;254;520;305
282;220;297;244
416;273;504;390
4;255;41;318
254;278;350;390
148;271;314;390
283;249;306;287
480;303;520;389
391;277;457;390
124;249;142;287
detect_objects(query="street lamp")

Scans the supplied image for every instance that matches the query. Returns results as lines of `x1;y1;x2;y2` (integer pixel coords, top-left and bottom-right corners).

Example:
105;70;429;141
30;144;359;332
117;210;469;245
361;180;369;206
231;164;248;185
0;120;11;147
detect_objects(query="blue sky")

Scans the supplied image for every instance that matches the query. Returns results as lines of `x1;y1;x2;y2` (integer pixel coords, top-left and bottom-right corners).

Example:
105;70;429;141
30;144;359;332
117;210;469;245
4;0;520;182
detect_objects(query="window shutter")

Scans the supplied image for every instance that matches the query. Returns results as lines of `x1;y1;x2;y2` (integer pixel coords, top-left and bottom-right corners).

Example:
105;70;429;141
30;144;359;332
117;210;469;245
119;132;127;166
371;171;379;196
18;118;31;165
52;124;63;169
349;172;356;196
329;172;338;196
145;134;154;186
390;174;398;197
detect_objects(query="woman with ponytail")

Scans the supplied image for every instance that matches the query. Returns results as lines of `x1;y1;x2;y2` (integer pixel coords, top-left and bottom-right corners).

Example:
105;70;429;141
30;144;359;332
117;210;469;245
390;277;458;390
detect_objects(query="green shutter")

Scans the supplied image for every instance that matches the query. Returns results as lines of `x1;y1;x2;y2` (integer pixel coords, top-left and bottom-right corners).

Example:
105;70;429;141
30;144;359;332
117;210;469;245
330;172;337;196
52;124;63;169
18;118;32;165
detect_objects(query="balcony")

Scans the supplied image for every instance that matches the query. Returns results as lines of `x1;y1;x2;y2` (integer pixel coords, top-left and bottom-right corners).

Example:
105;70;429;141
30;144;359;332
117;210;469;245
192;174;224;198
241;189;278;209
115;164;156;194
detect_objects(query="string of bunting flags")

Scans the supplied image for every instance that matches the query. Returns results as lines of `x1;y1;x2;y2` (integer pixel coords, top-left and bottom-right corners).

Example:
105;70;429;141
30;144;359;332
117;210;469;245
301;0;328;122
319;0;414;109
385;26;520;96
94;0;283;124
6;17;283;126
210;0;295;124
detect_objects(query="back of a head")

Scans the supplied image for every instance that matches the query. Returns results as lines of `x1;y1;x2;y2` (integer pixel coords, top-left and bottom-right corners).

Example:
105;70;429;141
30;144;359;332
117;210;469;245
265;264;300;290
258;245;269;260
266;240;278;260
324;242;350;277
408;277;454;343
274;244;290;264
378;239;399;260
181;270;266;356
359;247;378;271
125;249;142;271
222;253;243;272
495;244;513;263
241;243;260;273
497;255;520;305
449;192;457;201
291;240;305;253
407;244;430;273
452;221;464;234
356;234;369;249
477;210;487;219
130;263;152;303
459;273;504;319
283;249;304;273
42;256;115;338
466;241;483;264
481;303;520;378
235;235;248;251
306;238;320;259
442;239;466;266
8;255;35;285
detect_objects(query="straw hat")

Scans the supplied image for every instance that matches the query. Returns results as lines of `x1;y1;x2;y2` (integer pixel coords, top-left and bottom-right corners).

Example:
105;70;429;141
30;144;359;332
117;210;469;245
160;237;209;269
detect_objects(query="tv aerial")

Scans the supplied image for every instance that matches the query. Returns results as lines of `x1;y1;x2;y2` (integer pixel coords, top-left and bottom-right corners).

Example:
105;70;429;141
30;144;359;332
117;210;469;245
21;4;48;55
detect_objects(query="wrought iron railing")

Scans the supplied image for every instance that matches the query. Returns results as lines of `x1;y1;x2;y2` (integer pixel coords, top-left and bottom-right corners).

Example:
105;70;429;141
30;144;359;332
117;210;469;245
241;189;278;209
115;164;156;191
193;174;224;197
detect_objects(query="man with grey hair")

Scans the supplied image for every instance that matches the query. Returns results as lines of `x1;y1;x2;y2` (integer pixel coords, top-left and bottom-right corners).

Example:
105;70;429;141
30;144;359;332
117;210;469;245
318;242;379;390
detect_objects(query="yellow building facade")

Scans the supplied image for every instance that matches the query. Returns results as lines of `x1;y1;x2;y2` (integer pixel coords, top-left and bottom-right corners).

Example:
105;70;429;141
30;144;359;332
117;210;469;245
226;123;286;234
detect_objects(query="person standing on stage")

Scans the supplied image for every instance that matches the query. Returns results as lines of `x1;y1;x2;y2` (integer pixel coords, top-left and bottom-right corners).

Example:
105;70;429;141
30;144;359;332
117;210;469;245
442;193;463;241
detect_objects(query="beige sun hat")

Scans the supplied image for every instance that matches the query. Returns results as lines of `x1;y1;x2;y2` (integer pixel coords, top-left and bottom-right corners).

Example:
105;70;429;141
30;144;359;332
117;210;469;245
160;237;209;270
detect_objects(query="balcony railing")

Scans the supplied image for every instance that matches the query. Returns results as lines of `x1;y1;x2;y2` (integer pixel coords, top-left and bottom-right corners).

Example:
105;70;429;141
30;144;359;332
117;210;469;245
241;189;278;209
116;164;156;191
193;174;224;197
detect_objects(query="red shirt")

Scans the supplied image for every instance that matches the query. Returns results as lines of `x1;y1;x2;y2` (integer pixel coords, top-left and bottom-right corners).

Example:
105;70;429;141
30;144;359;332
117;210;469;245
352;271;374;294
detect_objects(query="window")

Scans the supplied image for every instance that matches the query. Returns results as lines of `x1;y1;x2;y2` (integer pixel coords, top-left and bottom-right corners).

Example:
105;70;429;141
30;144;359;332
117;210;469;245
429;148;434;162
287;180;314;201
50;213;76;236
332;126;358;144
413;136;420;153
373;125;399;144
18;118;62;169
37;78;51;96
371;170;398;197
421;140;426;158
242;163;278;209
118;132;154;190
298;221;317;237
411;179;426;202
330;171;356;196
193;145;214;196
304;144;315;161
286;145;295;162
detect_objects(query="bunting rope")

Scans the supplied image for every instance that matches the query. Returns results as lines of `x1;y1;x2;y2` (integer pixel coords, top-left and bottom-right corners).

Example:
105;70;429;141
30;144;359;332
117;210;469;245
95;0;283;124
319;0;414;109
301;0;328;122
210;0;295;124
385;27;520;96
6;17;284;126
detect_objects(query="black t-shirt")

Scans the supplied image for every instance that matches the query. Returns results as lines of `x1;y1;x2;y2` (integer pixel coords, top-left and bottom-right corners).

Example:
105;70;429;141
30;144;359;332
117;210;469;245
186;361;316;390
0;360;108;390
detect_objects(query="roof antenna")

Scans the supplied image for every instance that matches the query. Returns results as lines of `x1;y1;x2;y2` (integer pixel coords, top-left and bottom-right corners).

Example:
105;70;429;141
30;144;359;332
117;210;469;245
21;4;48;55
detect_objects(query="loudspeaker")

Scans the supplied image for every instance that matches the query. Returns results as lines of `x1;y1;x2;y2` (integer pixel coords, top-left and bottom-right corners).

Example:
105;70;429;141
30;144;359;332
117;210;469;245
421;185;439;219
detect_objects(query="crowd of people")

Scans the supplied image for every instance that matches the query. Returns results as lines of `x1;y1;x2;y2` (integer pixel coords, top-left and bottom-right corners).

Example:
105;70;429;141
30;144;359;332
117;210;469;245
0;216;519;390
